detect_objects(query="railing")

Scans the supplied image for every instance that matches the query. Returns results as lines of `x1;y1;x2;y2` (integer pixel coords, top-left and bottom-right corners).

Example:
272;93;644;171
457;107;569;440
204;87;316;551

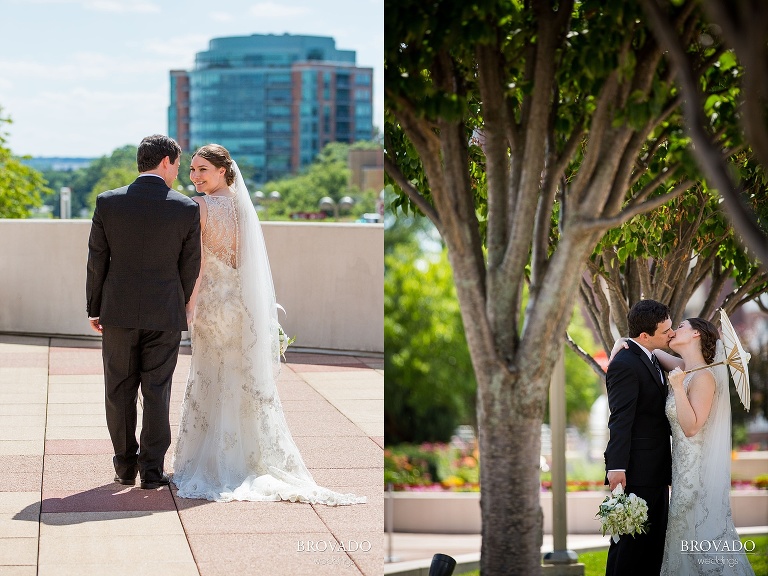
0;220;383;353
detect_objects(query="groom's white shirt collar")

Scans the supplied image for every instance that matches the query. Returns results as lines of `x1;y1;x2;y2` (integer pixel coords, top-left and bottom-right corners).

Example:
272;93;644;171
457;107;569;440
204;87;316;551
138;173;164;180
628;338;654;360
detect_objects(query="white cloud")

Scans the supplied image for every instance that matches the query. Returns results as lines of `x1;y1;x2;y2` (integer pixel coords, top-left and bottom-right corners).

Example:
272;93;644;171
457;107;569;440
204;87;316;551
211;12;234;22
6;86;168;156
86;0;160;12
0;51;172;81
140;34;212;67
21;0;160;11
248;2;311;19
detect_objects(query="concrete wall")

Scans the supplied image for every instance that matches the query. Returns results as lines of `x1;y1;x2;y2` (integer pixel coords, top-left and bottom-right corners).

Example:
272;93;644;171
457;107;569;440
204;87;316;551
0;220;383;353
385;490;768;534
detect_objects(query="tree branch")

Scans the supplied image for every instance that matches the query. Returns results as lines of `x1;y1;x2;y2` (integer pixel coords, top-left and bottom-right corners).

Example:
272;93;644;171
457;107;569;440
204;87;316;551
477;41;511;271
567;332;606;382
575;179;692;232
383;155;441;226
642;0;768;269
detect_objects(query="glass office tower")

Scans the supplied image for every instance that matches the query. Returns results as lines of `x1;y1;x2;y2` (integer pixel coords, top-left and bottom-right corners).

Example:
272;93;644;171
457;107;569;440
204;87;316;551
169;34;374;184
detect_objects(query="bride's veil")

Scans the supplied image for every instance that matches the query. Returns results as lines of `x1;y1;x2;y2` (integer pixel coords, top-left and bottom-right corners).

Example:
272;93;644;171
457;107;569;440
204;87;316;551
697;339;733;534
230;161;281;387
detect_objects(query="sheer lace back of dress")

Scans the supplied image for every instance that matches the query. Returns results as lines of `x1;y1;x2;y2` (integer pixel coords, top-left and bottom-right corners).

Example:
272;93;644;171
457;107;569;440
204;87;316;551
202;195;238;268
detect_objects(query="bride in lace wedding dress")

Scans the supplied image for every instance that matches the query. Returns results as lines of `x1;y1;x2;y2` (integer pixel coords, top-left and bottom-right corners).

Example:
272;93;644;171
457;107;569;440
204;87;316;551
655;318;754;575
171;144;365;506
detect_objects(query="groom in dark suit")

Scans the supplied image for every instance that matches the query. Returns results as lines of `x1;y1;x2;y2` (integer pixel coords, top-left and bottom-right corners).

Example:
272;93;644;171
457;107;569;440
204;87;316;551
604;299;675;576
86;134;200;489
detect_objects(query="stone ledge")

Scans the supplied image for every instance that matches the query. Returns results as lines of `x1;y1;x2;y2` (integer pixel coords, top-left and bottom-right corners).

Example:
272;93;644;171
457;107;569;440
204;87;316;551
385;490;768;534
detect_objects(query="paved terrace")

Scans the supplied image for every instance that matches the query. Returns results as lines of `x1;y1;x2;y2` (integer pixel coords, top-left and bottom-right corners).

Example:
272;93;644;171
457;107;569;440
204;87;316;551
0;335;384;576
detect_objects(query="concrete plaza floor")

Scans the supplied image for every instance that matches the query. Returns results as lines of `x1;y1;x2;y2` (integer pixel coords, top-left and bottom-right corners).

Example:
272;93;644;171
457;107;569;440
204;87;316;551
0;334;383;576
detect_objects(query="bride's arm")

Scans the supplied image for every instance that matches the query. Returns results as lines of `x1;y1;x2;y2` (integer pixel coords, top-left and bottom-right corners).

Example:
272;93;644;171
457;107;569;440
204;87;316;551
653;349;684;372
186;197;206;325
608;338;628;363
668;368;716;437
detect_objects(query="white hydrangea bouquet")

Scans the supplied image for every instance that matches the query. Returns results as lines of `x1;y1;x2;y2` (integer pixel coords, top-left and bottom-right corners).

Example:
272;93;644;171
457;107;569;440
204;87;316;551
275;304;295;361
278;325;295;360
596;484;649;543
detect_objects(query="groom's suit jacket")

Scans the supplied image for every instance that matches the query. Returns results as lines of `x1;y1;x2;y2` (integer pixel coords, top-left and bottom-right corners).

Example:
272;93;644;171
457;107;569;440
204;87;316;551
604;340;672;487
86;175;201;332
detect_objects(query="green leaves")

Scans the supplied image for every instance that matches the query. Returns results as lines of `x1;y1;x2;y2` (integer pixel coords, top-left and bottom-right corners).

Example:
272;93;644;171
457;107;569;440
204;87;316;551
0;108;52;218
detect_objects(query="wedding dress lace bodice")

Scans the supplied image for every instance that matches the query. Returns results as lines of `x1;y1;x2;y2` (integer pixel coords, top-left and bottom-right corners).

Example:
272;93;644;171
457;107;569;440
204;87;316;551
661;370;755;575
201;195;237;268
171;194;365;506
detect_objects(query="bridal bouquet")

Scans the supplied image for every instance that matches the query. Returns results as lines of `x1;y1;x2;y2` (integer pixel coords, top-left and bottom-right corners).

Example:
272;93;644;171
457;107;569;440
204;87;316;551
275;304;295;360
596;484;649;543
278;325;295;360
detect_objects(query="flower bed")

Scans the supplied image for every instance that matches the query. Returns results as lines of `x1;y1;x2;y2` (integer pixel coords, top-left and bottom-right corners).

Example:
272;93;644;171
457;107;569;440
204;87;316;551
385;443;768;492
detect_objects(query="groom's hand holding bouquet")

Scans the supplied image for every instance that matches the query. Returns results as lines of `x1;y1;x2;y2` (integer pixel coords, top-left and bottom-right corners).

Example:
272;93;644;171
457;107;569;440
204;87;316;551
597;483;650;543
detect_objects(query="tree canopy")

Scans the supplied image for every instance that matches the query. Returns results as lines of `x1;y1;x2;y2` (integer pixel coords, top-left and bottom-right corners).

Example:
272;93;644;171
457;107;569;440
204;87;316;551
0;108;51;218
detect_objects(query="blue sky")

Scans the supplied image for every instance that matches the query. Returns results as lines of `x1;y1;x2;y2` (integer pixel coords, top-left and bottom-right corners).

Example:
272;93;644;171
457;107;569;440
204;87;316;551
0;0;383;157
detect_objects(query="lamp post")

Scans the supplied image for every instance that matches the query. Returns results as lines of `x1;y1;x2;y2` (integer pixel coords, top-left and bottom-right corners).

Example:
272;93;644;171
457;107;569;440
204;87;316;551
59;187;71;219
253;190;282;219
318;196;354;220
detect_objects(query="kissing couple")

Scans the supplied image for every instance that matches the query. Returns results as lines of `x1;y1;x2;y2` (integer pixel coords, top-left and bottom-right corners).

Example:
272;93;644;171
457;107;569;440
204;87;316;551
604;299;754;575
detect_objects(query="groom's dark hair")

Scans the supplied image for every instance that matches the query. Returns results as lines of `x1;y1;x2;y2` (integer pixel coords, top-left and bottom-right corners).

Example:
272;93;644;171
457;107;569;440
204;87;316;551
137;134;182;172
627;299;670;338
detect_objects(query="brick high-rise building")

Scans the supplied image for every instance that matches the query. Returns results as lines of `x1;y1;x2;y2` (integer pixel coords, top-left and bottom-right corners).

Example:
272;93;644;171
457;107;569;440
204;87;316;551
168;34;374;184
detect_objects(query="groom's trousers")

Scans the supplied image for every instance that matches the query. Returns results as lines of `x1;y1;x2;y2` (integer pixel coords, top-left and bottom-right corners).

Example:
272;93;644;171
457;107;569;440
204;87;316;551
605;483;669;576
101;326;181;483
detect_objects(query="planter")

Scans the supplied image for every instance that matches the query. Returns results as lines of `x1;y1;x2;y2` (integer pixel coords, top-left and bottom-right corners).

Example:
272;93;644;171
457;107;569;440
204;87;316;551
731;451;768;481
385;489;768;534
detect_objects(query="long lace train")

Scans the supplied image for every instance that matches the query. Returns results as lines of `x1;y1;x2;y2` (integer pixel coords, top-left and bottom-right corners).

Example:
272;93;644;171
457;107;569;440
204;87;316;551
171;195;365;506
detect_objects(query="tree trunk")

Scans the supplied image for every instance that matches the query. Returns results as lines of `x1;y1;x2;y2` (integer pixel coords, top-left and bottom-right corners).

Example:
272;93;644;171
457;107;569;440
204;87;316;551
479;370;546;575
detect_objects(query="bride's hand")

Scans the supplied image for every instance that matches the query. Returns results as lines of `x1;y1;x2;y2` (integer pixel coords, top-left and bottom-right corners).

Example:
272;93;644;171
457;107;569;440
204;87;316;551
669;367;685;391
608;337;629;363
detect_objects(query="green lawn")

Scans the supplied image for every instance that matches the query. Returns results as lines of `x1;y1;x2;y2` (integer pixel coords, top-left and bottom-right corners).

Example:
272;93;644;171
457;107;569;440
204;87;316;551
457;534;767;576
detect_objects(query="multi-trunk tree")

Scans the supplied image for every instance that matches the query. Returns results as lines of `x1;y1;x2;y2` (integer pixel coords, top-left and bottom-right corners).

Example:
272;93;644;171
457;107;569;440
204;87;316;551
574;184;767;377
385;0;762;572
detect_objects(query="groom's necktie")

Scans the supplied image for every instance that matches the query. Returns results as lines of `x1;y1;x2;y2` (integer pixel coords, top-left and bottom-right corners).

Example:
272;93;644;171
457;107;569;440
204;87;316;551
651;353;663;384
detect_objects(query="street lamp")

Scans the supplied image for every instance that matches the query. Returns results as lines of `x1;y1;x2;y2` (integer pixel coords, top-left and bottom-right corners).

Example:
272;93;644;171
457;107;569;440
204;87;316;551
318;196;354;220
59;187;71;219
253;190;282;219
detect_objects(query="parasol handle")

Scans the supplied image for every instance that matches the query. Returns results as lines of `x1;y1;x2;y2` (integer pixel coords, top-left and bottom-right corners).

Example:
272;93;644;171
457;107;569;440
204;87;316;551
683;360;726;374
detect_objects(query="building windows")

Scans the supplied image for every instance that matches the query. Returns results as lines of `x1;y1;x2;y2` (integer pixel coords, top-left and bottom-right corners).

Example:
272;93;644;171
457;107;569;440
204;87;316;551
170;34;374;183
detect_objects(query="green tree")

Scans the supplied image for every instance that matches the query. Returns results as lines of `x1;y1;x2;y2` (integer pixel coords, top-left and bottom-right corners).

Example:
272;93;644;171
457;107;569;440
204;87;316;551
562;309;602;432
85;145;139;210
642;0;768;266
0;108;52;218
574;185;767;378
261;142;379;220
385;200;602;440
385;1;743;571
385;243;477;444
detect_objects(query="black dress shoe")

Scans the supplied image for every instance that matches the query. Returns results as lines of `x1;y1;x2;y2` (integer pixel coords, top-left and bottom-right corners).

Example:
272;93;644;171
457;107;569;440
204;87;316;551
114;475;136;486
140;473;171;490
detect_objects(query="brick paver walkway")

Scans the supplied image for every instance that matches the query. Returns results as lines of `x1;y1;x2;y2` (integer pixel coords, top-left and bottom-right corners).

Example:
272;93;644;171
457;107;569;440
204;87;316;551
0;335;383;575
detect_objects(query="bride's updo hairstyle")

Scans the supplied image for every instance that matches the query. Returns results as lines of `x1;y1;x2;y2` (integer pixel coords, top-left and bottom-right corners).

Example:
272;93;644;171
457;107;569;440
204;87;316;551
688;317;719;364
192;144;236;187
